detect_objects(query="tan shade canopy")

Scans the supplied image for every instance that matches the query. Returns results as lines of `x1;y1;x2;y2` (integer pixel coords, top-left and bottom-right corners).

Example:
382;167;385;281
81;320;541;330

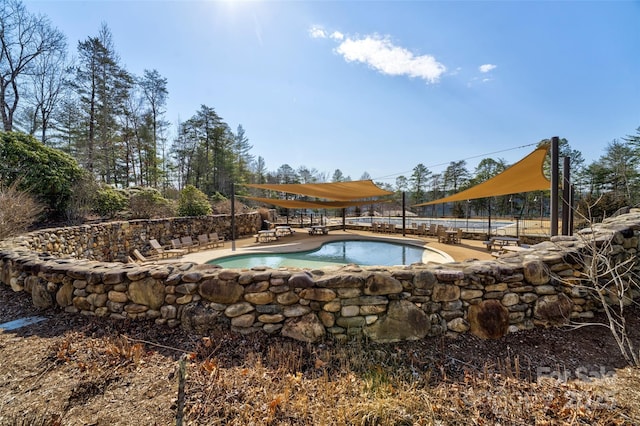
414;143;551;207
240;196;392;210
244;179;394;201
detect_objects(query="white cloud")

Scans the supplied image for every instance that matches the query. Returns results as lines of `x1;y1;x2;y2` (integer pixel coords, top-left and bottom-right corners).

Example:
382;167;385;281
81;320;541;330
330;31;344;41
308;26;446;83
479;64;497;73
309;26;327;39
334;34;446;84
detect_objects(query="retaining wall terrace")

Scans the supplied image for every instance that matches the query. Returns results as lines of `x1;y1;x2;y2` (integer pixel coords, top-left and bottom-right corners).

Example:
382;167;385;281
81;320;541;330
12;213;261;262
1;210;640;343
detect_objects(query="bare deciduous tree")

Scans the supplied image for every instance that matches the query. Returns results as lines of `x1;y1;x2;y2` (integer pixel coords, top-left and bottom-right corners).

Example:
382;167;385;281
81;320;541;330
27;46;69;143
0;0;66;131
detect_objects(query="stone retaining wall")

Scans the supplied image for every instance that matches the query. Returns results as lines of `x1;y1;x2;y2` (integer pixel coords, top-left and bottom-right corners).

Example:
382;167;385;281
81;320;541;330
1;210;639;343
13;213;261;262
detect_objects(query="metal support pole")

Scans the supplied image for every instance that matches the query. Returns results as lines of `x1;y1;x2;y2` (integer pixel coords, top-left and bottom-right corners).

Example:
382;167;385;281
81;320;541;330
569;184;575;236
550;136;559;236
402;192;406;236
231;183;236;251
488;199;492;237
562;156;571;236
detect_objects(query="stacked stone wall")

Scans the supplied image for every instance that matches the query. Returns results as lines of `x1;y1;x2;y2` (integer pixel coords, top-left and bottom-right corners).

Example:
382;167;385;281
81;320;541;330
1;210;639;343
12;213;261;262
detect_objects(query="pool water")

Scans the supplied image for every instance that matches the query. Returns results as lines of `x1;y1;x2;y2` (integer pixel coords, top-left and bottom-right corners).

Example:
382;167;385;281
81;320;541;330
209;240;431;269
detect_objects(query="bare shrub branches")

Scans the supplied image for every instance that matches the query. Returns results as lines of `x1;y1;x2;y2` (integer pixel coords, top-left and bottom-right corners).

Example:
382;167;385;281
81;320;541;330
564;199;640;366
0;180;44;240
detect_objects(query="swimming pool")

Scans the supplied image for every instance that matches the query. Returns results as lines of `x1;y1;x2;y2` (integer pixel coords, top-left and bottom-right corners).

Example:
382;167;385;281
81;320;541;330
209;239;447;269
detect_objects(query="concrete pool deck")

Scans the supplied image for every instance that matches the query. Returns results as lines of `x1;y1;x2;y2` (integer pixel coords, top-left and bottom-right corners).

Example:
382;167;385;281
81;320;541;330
181;229;497;265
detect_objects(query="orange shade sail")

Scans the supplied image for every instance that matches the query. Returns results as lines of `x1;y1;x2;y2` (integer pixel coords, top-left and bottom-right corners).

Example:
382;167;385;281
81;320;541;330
239;196;392;210
244;179;394;201
414;143;551;207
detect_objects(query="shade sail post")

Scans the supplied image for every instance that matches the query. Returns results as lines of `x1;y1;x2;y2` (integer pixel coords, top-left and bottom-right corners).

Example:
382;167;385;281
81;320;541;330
488;199;492;237
551;136;559;236
342;208;346;231
231;183;236;252
569;184;575;236
562;156;571;236
402;192;406;236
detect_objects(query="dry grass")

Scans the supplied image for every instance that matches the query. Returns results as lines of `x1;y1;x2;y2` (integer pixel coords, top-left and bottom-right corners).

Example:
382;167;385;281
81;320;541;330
180;337;637;425
1;301;639;425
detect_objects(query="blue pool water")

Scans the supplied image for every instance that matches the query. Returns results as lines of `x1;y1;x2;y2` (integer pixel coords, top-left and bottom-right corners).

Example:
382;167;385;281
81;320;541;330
209;240;431;269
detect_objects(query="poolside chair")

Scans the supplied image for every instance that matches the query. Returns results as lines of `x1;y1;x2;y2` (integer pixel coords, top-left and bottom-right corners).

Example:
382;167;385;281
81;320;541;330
171;238;184;250
197;234;218;249
149;238;186;258
208;232;225;247
180;236;200;252
196;234;213;249
131;249;154;263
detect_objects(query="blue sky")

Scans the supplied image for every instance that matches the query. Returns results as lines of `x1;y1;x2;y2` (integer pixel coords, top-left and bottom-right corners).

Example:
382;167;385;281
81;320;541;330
25;0;640;184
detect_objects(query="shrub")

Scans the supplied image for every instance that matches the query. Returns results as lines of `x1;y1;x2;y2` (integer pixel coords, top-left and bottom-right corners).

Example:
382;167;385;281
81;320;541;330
95;186;128;218
212;199;250;215
129;188;175;219
0;131;84;216
209;191;227;203
0;181;45;239
65;172;100;223
177;185;212;217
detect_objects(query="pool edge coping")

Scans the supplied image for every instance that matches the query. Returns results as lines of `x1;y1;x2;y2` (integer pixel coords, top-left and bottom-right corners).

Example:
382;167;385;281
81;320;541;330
182;232;454;266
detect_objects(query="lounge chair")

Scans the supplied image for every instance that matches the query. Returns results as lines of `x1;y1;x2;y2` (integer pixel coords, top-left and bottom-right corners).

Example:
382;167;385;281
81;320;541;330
180;236;200;252
171;238;184;250
196;234;214;249
131;248;182;265
198;234;222;248
131;249;154;263
208;232;225;247
149;238;186;258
